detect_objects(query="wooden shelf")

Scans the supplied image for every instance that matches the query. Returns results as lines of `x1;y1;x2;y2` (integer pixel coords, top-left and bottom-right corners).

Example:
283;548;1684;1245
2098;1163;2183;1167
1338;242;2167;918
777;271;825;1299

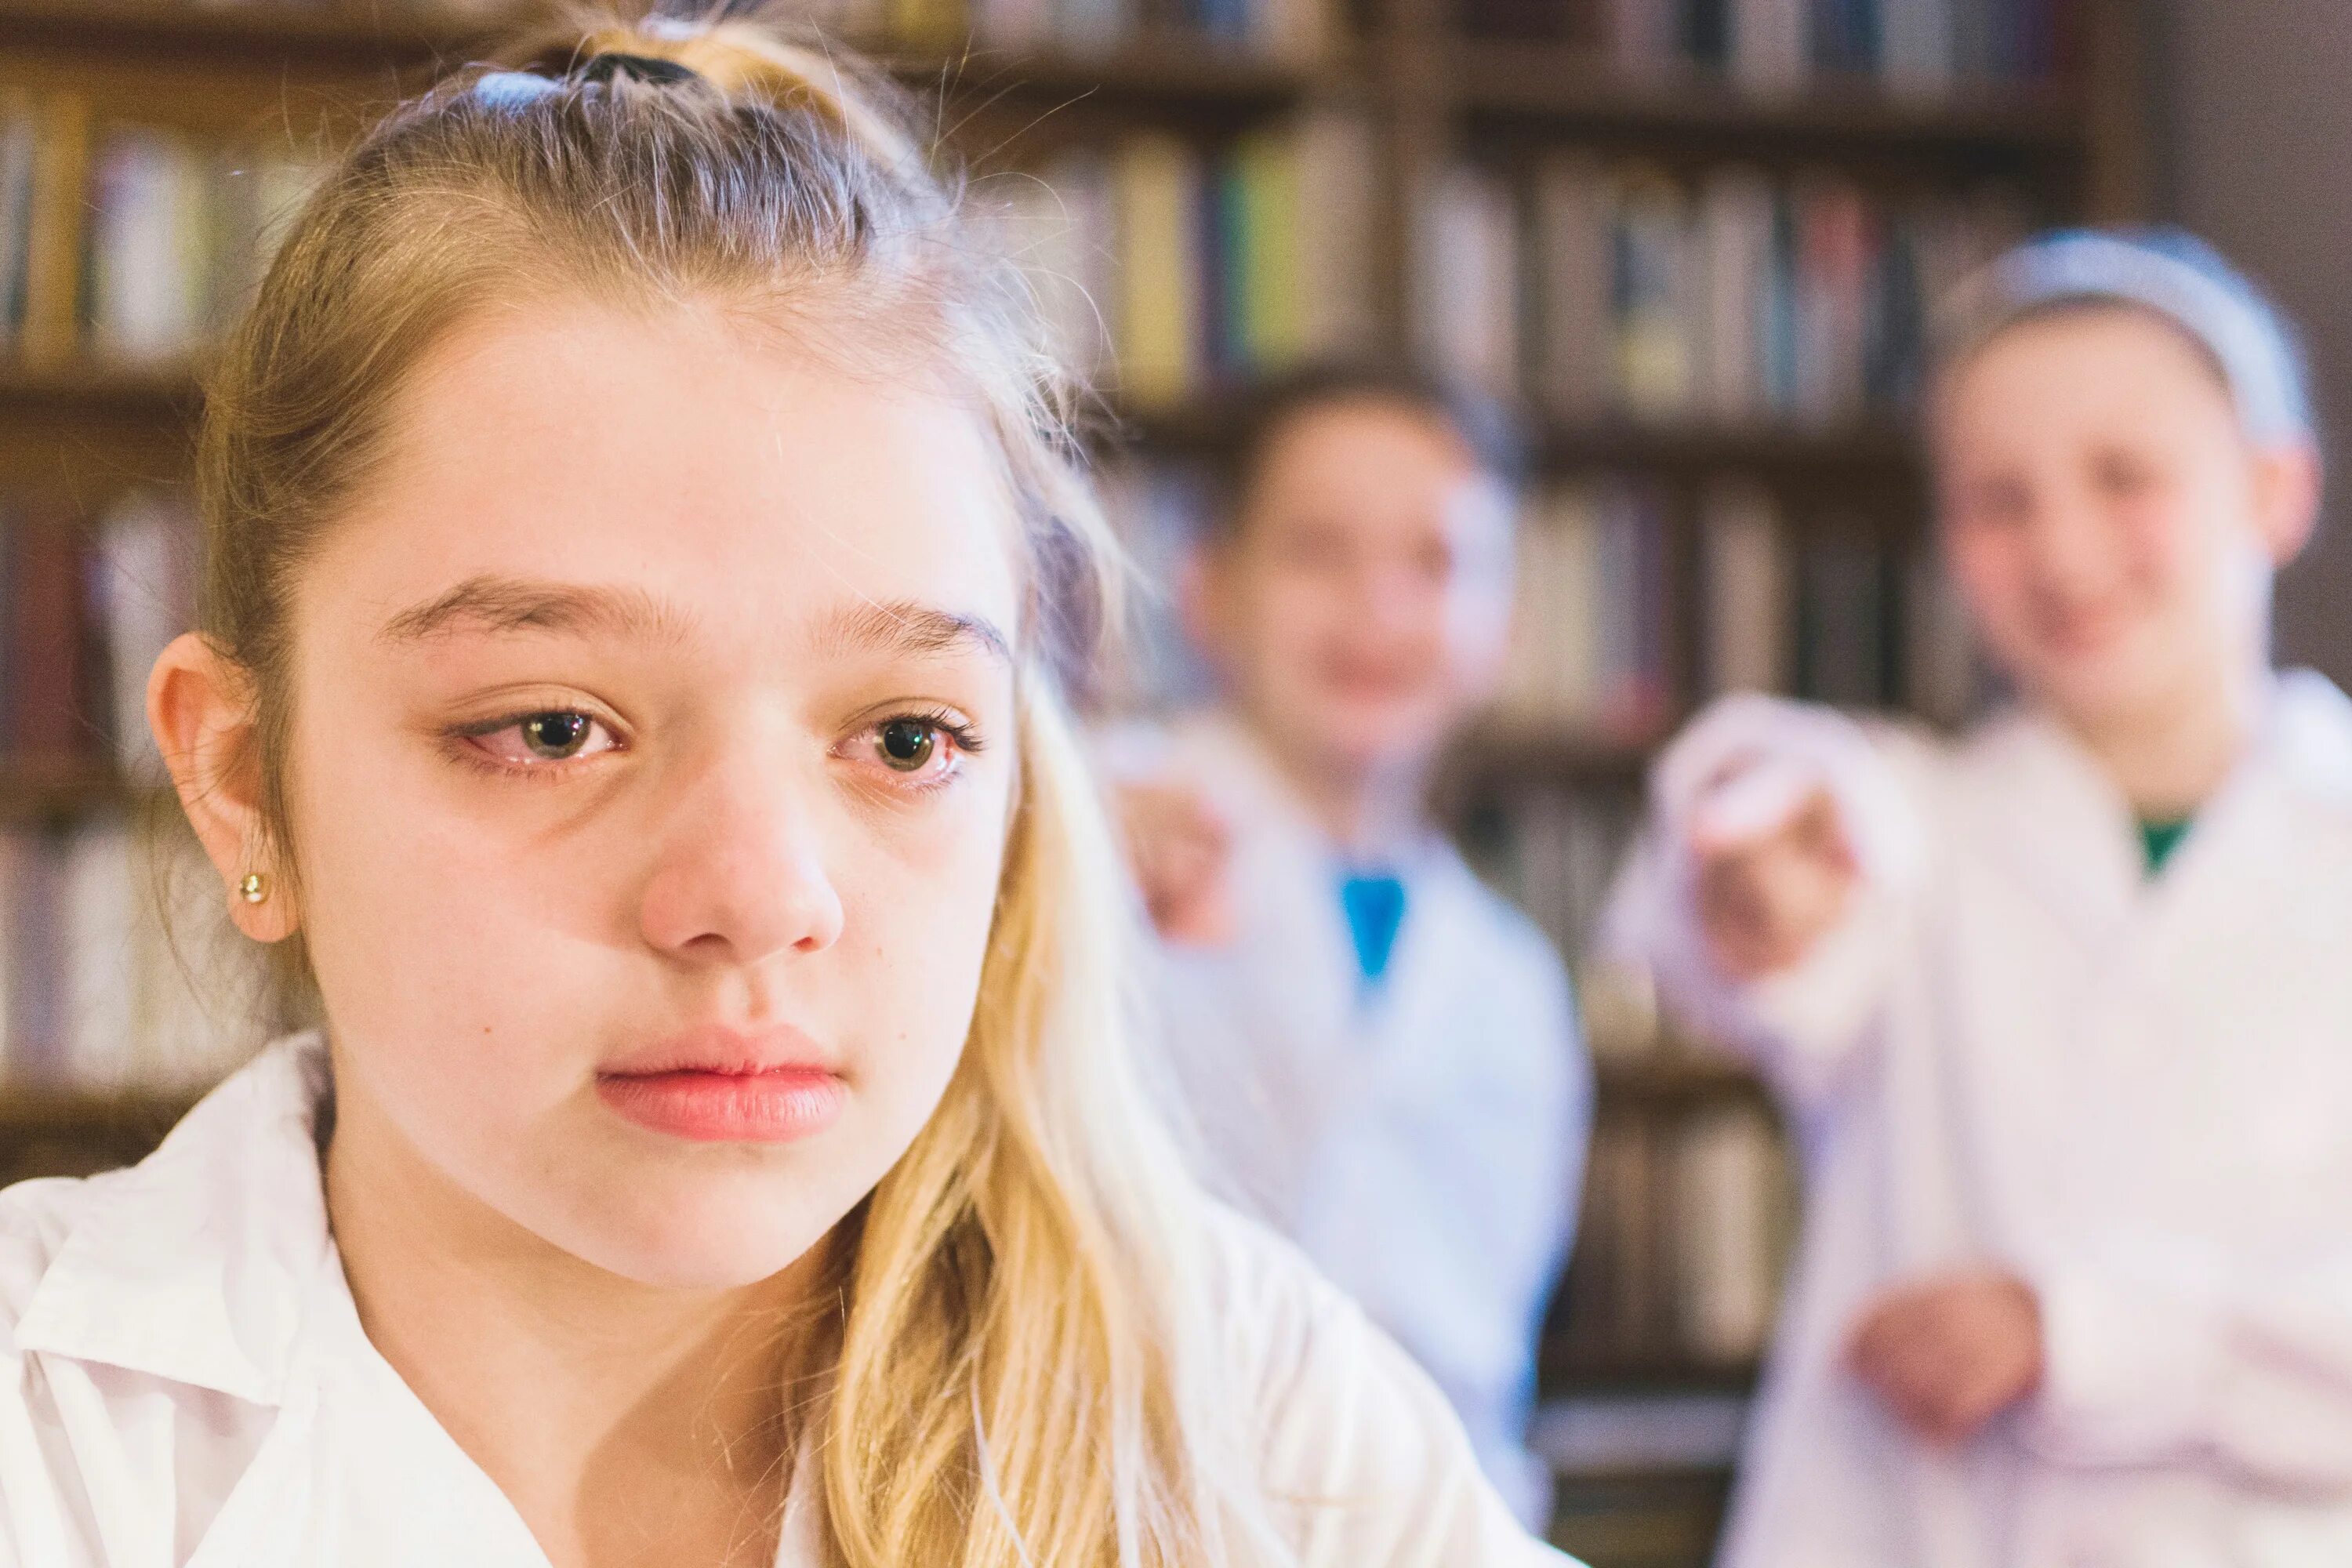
0;368;1924;492
0;761;168;821
0;1083;194;1137
880;38;1328;110
1539;417;1922;485
1120;397;1928;482
1593;1054;1770;1109
1455;42;2083;159
0;3;1330;111
0;361;194;418
1446;722;1661;795
0;0;506;61
1544;1344;1761;1392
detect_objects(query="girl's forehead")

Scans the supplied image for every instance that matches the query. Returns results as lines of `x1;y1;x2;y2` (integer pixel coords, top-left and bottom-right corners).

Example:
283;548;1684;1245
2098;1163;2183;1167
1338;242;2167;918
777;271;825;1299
326;301;1025;640
1947;305;2237;412
1936;306;2246;448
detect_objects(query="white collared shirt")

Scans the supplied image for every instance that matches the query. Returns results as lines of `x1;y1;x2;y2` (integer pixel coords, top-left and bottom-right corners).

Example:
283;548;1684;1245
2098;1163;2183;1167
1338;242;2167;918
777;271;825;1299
0;1034;1574;1566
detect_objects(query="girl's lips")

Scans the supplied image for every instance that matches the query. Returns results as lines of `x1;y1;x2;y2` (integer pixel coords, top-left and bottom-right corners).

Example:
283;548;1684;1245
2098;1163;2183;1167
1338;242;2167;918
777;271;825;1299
596;1066;847;1143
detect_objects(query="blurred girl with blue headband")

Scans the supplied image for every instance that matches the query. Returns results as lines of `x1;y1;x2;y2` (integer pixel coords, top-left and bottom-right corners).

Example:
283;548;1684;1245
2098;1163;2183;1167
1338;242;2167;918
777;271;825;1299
1608;229;2352;1564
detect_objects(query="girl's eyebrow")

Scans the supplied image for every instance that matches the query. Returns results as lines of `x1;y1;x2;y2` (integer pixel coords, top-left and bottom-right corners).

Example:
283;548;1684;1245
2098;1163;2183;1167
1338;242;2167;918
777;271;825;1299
378;576;1012;666
817;599;1012;666
378;575;691;644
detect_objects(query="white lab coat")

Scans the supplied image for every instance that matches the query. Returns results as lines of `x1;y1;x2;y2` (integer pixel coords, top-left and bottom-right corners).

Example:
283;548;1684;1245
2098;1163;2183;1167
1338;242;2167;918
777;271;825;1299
1137;714;1592;1527
0;1033;1574;1567
1605;671;2352;1568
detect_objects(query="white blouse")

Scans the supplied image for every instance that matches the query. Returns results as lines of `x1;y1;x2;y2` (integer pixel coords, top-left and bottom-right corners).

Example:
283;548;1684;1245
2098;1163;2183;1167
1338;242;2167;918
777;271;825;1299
0;1034;1573;1567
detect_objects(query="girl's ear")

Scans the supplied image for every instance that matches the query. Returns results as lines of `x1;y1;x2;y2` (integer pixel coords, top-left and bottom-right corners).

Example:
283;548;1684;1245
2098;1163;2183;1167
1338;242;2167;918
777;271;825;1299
147;632;301;943
2251;440;2324;568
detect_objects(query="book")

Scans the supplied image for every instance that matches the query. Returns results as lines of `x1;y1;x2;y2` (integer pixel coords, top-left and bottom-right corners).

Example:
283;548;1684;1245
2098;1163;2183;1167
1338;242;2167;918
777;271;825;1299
89;490;198;782
1418;162;1521;397
1092;456;1218;714
1611;169;1696;420
0;96;38;356
1904;548;1982;724
1501;480;1676;741
1113;134;1203;408
1700;478;1788;697
1530;155;1613;419
1671;1102;1788;1360
19;93;88;370
1293;111;1380;361
2;818;268;1092
6;501;96;764
1694;165;1775;423
1001;122;1371;407
1795;527;1894;708
86;128;212;365
1525;0;2071;91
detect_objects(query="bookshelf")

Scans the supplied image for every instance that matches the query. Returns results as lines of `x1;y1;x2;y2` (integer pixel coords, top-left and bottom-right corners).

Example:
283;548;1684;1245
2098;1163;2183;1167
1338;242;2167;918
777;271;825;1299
0;2;2150;1563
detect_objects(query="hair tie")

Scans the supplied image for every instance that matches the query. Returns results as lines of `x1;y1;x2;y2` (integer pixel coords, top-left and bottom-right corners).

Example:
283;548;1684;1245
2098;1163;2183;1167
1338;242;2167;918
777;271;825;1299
471;70;561;110
576;51;703;88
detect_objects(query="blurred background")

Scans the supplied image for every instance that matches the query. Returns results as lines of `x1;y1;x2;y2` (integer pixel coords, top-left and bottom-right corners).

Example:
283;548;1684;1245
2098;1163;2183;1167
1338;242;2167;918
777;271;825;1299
0;2;2332;1564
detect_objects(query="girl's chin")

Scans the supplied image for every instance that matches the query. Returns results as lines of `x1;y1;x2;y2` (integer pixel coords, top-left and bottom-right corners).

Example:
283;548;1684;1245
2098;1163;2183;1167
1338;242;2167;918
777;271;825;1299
2021;654;2186;730
534;1180;848;1291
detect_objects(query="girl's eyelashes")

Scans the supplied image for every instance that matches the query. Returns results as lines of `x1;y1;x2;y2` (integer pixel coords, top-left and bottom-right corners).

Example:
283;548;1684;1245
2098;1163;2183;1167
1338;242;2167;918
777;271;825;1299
446;708;625;775
438;702;983;789
839;708;985;790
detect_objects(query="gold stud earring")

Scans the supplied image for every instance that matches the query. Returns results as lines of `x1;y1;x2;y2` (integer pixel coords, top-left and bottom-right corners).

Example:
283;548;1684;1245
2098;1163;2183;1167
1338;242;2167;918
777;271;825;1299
238;872;269;905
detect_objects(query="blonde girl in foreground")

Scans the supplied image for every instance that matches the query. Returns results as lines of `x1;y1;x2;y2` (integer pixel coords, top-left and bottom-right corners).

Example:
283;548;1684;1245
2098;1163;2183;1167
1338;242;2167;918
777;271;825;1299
0;10;1573;1566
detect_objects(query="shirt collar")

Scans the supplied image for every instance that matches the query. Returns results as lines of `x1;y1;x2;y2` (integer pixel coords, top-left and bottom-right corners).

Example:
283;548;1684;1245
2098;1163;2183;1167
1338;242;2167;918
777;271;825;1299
1178;710;1454;876
13;1032;337;1406
2000;668;2352;822
2263;668;2352;806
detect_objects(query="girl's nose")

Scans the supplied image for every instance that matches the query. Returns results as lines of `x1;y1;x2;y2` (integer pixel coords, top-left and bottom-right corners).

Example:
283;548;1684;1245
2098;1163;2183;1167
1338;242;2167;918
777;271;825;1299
637;745;846;967
2023;487;2119;599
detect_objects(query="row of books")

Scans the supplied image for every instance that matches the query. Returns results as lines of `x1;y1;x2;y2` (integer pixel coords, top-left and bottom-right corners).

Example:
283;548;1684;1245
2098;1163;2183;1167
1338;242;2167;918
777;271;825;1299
989;118;1379;409
1703;478;1979;720
1464;0;2080;92
1495;477;1981;740
0;98;320;368
856;0;1338;57
0;491;194;778
1420;157;2028;426
1099;458;1980;755
0;820;264;1094
1497;480;1675;745
1552;1100;1794;1366
1460;785;1646;985
1091;457;1221;713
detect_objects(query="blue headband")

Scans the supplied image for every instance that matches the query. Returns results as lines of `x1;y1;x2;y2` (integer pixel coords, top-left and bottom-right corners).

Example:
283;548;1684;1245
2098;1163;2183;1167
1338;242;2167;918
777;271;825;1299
1940;228;2313;448
470;71;561;110
470;51;703;112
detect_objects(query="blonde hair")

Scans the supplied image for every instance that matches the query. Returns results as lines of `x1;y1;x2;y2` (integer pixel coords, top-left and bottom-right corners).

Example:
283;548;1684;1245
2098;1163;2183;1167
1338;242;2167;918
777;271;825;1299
196;6;1291;1563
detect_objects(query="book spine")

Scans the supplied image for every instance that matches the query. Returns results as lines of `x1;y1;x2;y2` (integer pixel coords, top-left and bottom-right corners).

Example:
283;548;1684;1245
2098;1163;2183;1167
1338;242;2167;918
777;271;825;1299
8;503;91;764
1114;135;1203;408
20;93;89;371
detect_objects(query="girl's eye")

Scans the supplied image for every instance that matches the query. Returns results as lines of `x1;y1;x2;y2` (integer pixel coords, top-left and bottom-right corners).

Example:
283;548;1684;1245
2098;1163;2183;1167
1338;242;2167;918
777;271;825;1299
523;711;593;760
463;709;621;768
843;712;979;786
877;717;941;773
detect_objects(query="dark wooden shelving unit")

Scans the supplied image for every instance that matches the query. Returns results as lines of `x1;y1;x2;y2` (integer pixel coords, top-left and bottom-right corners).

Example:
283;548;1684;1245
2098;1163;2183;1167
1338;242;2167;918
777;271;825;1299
0;5;2152;1563
1452;42;2085;159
